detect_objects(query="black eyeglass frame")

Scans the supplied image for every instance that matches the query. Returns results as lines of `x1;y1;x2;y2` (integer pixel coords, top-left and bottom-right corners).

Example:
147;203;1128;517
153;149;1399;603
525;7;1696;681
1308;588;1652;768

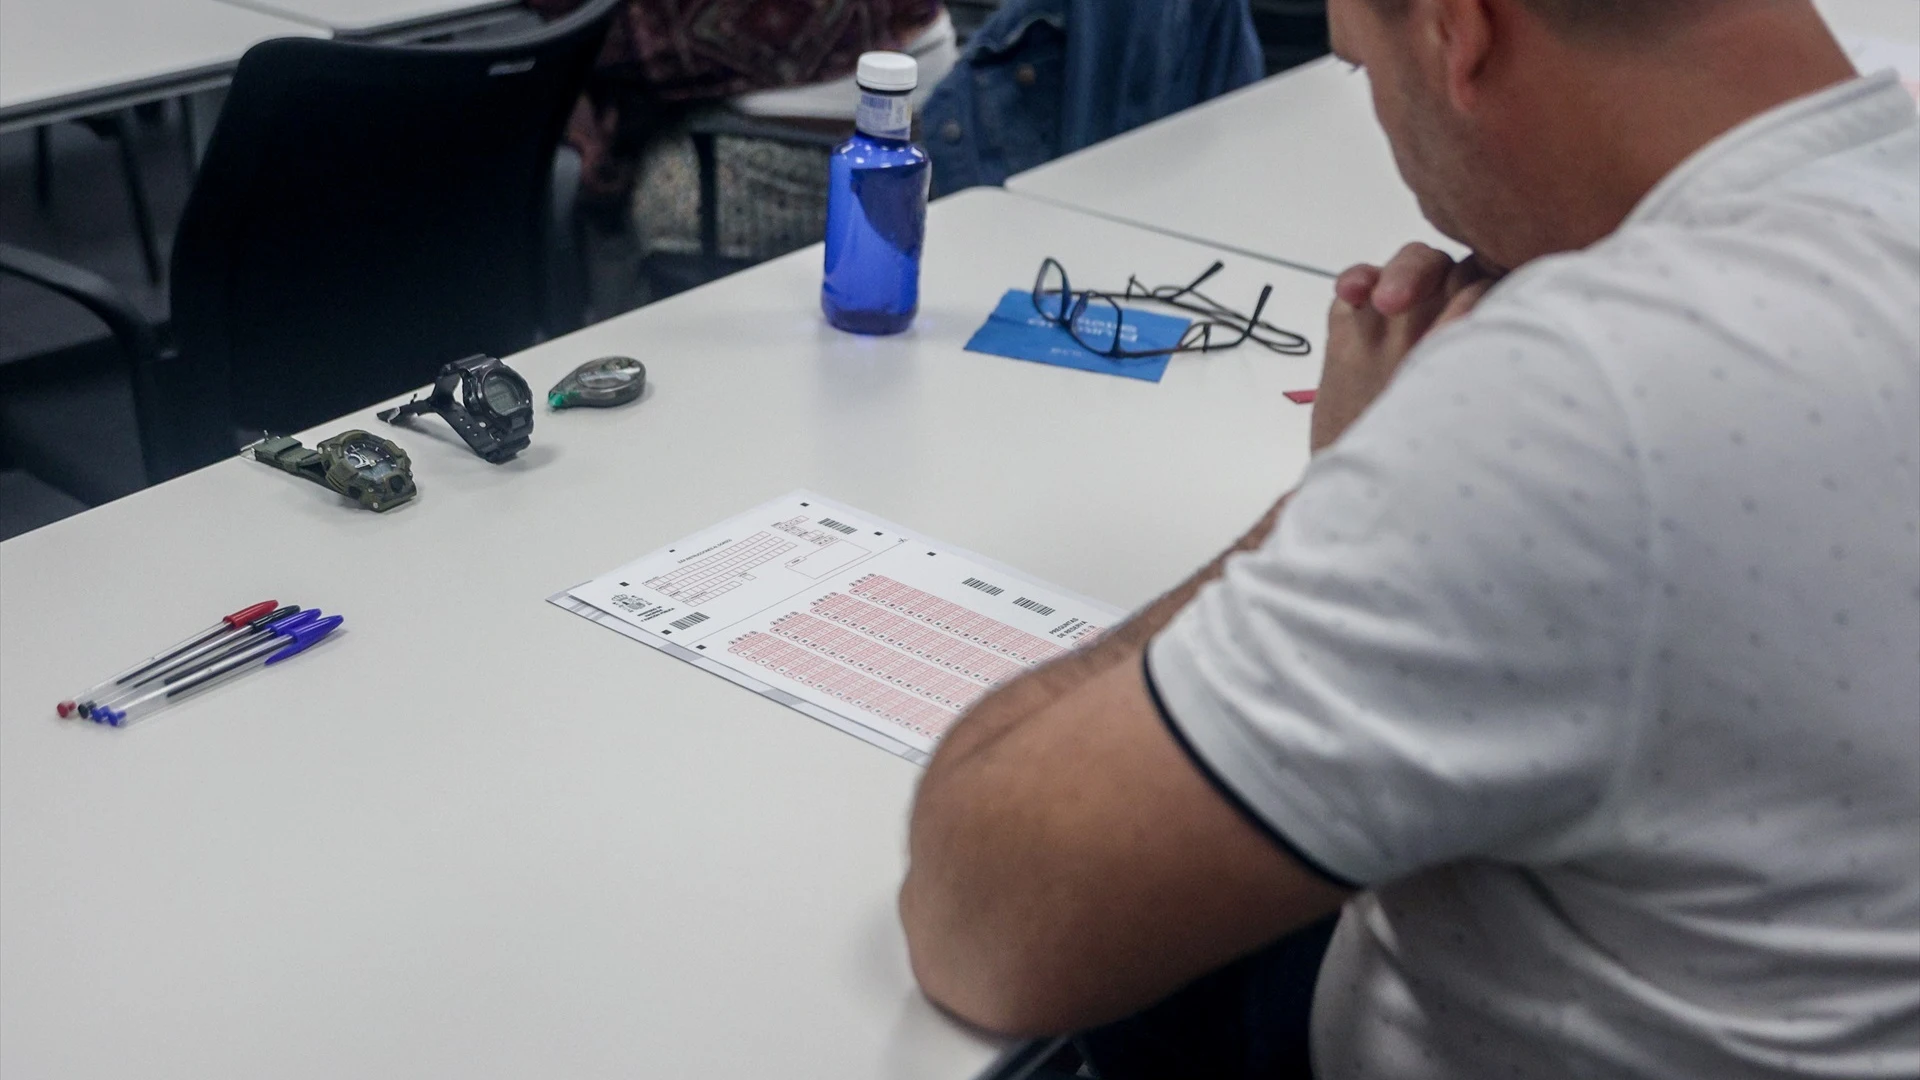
1030;258;1312;361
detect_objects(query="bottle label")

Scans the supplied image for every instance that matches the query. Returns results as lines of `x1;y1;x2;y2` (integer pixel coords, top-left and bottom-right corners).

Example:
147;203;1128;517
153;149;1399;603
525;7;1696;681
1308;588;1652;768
855;89;912;140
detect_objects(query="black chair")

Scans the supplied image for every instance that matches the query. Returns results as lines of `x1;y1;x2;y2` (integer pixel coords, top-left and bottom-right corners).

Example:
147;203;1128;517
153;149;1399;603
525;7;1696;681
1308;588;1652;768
639;110;844;299
0;243;171;537
163;0;619;463
32;102;188;286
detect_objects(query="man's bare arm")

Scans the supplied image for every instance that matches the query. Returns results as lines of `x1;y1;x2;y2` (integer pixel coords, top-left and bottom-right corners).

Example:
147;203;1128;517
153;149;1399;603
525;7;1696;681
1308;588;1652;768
899;497;1351;1036
921;499;1283;783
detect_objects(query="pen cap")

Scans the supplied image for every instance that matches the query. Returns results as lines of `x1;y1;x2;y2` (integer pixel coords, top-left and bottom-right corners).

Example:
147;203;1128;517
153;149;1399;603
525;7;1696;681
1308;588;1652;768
256;605;305;626
267;610;323;635
267;616;343;663
223;601;280;627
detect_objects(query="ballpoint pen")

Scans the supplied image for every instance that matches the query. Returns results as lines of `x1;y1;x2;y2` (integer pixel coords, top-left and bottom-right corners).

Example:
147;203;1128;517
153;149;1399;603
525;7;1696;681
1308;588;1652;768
79;607;311;717
58;601;279;717
90;615;344;727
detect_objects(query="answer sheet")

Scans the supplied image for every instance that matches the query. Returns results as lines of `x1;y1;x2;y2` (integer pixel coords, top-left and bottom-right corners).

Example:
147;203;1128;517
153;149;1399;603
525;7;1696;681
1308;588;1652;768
553;491;1123;764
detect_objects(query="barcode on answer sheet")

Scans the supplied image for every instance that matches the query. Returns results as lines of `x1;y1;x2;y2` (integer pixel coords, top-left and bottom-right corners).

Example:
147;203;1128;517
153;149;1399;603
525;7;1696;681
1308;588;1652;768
817;517;857;534
963;577;1005;597
1013;597;1055;617
670;611;710;630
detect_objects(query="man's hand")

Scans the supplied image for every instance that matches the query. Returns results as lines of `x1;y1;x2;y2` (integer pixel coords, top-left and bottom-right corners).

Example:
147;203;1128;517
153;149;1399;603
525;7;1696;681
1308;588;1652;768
1311;243;1497;453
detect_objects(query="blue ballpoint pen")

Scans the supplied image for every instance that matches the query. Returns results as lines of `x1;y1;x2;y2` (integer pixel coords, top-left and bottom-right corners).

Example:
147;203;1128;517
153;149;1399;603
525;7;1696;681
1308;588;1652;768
58;600;280;717
91;615;344;727
78;607;308;718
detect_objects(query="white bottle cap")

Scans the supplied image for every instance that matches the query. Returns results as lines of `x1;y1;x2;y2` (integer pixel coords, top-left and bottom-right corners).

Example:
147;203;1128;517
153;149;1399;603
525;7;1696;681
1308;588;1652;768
856;51;918;93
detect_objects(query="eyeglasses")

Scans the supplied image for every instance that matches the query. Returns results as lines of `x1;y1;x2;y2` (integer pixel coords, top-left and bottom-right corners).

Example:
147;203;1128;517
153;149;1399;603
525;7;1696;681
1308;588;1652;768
1030;258;1312;361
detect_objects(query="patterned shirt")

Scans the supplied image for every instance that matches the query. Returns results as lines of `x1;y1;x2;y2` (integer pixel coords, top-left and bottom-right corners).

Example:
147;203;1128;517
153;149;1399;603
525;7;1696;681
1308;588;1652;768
1148;73;1920;1078
532;0;940;100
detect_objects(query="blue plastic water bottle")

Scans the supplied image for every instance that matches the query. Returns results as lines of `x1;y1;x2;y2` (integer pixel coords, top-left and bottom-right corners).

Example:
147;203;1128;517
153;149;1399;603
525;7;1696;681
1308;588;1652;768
822;52;931;335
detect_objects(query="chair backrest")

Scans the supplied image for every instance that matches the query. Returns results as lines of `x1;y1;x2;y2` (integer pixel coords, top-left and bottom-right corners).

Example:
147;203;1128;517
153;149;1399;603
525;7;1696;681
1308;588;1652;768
168;0;618;445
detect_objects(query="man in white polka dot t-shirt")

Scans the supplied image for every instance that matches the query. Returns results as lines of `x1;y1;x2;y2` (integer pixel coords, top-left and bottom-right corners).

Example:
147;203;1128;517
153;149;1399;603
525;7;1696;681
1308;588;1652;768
897;1;1918;1077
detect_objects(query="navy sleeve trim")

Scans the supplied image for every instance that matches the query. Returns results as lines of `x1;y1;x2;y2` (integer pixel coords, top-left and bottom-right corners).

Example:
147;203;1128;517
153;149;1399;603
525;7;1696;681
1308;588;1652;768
1141;649;1362;892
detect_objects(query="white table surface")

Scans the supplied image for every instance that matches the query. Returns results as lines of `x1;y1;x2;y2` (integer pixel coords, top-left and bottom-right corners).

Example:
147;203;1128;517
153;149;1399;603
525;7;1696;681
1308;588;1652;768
0;188;1333;1080
1006;2;1917;279
0;0;322;132
214;0;518;38
1007;56;1461;278
1819;0;1920;44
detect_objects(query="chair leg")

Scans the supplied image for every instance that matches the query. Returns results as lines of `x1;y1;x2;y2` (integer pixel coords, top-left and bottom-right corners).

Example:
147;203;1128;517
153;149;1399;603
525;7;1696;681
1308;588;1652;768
545;145;591;333
108;112;164;284
33;126;52;205
179;95;200;170
692;130;720;262
571;207;593;325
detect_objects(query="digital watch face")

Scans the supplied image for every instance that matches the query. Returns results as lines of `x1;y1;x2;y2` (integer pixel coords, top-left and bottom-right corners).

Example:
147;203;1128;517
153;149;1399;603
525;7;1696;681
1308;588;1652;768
339;439;410;494
296;431;417;510
377;356;531;463
339;440;394;471
480;371;529;415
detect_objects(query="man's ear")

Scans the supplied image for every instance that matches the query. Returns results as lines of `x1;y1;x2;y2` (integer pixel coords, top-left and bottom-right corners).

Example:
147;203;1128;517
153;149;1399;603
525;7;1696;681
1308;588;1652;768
1422;0;1497;113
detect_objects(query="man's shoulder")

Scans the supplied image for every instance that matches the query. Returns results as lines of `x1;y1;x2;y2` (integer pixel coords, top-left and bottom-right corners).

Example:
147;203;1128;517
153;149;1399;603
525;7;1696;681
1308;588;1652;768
1486;123;1920;353
1465;188;1917;398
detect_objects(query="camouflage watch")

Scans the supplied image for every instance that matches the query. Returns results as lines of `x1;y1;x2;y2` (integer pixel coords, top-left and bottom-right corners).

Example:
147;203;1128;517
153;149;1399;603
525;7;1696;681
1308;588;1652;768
247;430;418;512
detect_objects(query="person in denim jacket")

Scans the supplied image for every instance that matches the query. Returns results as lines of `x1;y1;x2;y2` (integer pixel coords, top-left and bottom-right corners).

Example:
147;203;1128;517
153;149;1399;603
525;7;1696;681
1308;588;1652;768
921;0;1265;195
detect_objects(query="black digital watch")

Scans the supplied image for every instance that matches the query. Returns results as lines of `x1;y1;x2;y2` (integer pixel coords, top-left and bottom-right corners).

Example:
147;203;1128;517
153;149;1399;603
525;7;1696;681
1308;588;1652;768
378;354;534;463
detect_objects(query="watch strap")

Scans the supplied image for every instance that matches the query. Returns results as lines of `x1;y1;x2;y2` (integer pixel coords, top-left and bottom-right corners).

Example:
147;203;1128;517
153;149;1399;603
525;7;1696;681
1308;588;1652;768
377;396;434;424
250;436;330;488
440;408;530;463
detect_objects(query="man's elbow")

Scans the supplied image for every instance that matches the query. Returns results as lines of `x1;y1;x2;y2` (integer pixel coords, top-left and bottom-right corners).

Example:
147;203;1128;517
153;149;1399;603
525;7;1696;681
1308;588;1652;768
898;873;1092;1037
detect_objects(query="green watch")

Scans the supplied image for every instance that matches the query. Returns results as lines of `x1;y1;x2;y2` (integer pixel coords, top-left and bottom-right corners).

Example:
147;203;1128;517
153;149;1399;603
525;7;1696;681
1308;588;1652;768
247;430;418;512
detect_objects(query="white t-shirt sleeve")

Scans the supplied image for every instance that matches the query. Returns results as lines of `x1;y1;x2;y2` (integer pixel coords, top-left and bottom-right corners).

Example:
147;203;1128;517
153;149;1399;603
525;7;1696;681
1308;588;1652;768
1147;308;1655;887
